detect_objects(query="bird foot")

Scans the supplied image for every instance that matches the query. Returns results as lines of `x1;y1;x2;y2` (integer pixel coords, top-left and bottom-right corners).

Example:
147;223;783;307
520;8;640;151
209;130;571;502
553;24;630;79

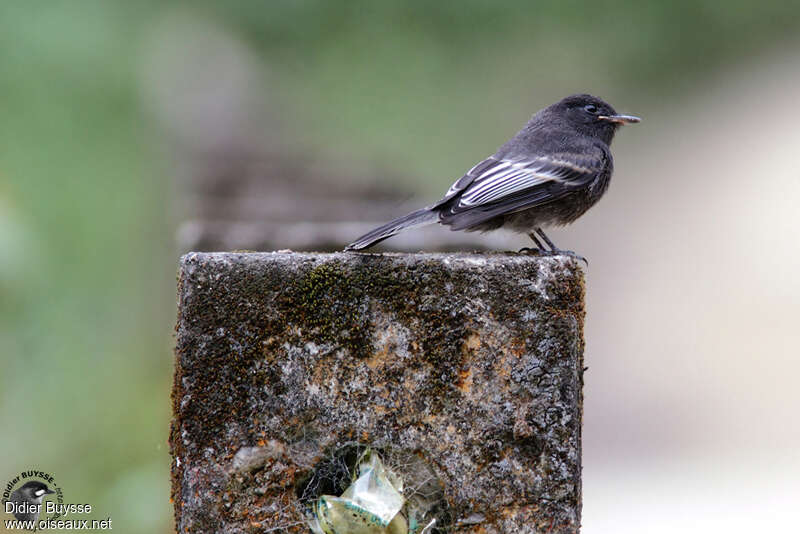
517;246;545;255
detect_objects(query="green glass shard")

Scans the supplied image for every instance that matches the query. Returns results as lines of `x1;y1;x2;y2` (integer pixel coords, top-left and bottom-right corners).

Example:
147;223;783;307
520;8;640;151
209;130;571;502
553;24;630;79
311;449;408;534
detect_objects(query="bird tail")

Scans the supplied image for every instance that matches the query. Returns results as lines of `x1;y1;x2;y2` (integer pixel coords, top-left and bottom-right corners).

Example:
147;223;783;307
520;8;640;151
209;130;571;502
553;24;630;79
345;208;438;250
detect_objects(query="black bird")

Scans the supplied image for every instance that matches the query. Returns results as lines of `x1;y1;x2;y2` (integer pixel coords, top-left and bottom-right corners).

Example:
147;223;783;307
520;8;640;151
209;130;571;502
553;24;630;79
345;94;639;253
8;480;55;523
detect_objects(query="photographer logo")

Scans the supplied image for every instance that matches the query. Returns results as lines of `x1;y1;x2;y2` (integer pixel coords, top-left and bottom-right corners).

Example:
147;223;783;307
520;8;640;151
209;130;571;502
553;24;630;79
3;470;111;531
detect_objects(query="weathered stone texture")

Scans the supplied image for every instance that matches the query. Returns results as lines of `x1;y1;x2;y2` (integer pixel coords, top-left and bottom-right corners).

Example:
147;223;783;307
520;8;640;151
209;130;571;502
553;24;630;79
171;252;585;533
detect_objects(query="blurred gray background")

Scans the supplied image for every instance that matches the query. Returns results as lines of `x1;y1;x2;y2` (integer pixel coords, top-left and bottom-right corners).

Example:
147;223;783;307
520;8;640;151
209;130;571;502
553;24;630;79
1;2;798;532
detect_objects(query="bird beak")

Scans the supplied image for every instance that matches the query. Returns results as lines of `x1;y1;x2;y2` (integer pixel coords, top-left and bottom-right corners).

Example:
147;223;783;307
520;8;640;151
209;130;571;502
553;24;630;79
46;488;55;494
598;114;641;124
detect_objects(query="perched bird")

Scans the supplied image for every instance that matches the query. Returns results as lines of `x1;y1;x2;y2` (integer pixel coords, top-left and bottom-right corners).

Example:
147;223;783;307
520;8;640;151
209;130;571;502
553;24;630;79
345;94;639;254
8;480;55;523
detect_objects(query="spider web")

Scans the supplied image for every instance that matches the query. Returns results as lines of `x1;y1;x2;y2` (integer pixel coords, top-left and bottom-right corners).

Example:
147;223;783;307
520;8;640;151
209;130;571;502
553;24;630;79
292;442;453;533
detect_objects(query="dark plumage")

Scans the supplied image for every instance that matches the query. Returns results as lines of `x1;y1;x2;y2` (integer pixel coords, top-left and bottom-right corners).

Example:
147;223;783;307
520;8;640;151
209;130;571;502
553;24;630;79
9;480;55;522
345;94;639;252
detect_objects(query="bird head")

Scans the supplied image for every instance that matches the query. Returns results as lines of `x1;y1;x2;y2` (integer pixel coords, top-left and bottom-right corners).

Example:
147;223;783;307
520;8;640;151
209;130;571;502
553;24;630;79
18;481;56;503
554;94;640;145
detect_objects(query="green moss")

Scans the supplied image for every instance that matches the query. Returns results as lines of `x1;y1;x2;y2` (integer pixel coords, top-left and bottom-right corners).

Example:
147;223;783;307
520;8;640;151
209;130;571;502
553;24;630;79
285;261;373;358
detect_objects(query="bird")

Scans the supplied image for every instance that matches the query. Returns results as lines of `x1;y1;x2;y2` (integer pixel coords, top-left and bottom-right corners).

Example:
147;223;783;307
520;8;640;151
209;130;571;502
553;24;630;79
345;94;639;255
8;480;55;523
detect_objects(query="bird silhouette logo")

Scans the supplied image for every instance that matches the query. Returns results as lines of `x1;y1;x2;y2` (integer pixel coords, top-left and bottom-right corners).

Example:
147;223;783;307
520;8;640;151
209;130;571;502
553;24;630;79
3;472;61;531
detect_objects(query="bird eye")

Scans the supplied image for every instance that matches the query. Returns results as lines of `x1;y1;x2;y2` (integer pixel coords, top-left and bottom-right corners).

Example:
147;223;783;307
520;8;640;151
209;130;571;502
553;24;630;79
584;104;598;114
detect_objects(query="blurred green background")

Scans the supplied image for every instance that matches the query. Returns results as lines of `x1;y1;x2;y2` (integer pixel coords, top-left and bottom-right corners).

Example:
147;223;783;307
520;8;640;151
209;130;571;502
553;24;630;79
2;1;799;532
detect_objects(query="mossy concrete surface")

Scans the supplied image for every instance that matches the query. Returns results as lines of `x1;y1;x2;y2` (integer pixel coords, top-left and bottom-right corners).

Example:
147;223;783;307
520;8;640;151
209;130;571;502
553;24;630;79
171;252;586;533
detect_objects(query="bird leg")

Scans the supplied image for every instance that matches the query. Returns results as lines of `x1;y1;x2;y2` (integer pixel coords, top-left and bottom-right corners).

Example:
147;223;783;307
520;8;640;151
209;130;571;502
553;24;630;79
534;227;588;265
534;228;558;251
519;232;546;254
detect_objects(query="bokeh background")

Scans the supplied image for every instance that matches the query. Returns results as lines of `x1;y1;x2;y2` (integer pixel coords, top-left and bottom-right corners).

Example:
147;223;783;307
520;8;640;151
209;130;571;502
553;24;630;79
2;1;799;532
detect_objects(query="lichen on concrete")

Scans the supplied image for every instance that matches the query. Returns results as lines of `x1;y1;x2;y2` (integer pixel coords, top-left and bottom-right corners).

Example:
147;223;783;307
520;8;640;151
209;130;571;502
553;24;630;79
171;251;585;533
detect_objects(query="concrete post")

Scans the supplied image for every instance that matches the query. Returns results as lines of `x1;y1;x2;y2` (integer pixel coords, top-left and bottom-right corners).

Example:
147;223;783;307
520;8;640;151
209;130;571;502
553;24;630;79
171;252;585;533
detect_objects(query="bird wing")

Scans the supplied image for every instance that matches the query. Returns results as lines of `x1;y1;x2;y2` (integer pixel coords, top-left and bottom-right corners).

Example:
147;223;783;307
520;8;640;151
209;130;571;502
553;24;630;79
435;156;503;204
432;149;606;227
